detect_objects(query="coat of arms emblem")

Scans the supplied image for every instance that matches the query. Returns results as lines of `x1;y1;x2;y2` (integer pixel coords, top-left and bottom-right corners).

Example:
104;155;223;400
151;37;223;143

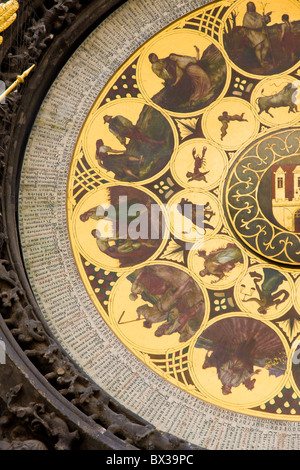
272;163;300;232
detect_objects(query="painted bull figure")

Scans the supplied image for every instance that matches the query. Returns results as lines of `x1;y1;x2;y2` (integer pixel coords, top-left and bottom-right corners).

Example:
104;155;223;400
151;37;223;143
256;82;299;118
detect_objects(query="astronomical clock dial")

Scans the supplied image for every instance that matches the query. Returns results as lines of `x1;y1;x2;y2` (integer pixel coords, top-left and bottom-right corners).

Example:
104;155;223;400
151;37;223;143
18;0;300;450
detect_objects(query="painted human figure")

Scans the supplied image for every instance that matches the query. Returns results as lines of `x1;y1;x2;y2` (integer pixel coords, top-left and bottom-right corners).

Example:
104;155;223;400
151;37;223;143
202;337;261;395
148;45;212;105
128;265;204;341
218;111;248;140
91;229;149;255
196;317;287;396
280;14;296;63
90;229;157;268
103;114;164;147
95;138;141;180
242;1;272;67
197;242;243;283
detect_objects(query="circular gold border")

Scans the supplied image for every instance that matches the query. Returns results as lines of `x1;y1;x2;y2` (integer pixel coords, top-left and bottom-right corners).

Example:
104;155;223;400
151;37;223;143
108;260;211;354
202;96;260;151
219;0;300;81
136;29;232;118
233;263;295;321
69;182;169;272
170;138;229;190
250;75;300;128
187;234;249;291
81;97;179;186
166;189;223;243
188;312;290;410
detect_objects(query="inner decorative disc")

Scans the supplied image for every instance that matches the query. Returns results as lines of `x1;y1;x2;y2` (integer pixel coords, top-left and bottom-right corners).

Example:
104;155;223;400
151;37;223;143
63;0;300;421
64;0;300;421
224;128;300;266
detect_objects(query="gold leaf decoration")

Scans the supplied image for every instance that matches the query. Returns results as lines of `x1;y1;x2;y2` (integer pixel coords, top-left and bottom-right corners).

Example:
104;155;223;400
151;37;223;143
0;0;19;44
277;319;300;342
160;239;184;263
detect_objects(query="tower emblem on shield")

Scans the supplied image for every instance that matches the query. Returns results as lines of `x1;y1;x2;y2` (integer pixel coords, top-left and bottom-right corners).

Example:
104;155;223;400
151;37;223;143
272;164;300;232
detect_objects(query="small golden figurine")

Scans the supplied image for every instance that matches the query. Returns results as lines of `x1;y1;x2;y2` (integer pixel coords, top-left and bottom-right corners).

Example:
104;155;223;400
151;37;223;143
0;1;36;103
0;0;19;46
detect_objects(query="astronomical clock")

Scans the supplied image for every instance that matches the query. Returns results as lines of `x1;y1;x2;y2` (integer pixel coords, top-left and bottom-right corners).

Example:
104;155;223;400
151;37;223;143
1;0;300;451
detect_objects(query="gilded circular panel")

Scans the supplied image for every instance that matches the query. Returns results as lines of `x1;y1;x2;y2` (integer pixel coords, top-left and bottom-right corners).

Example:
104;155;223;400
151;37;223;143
137;30;231;117
202;97;259;151
58;0;300;424
187;235;248;290
18;0;300;450
234;264;294;319
166;189;222;244
108;262;209;353
82;98;177;184
190;314;289;407
221;0;300;79
250;76;300;127
170;138;228;190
